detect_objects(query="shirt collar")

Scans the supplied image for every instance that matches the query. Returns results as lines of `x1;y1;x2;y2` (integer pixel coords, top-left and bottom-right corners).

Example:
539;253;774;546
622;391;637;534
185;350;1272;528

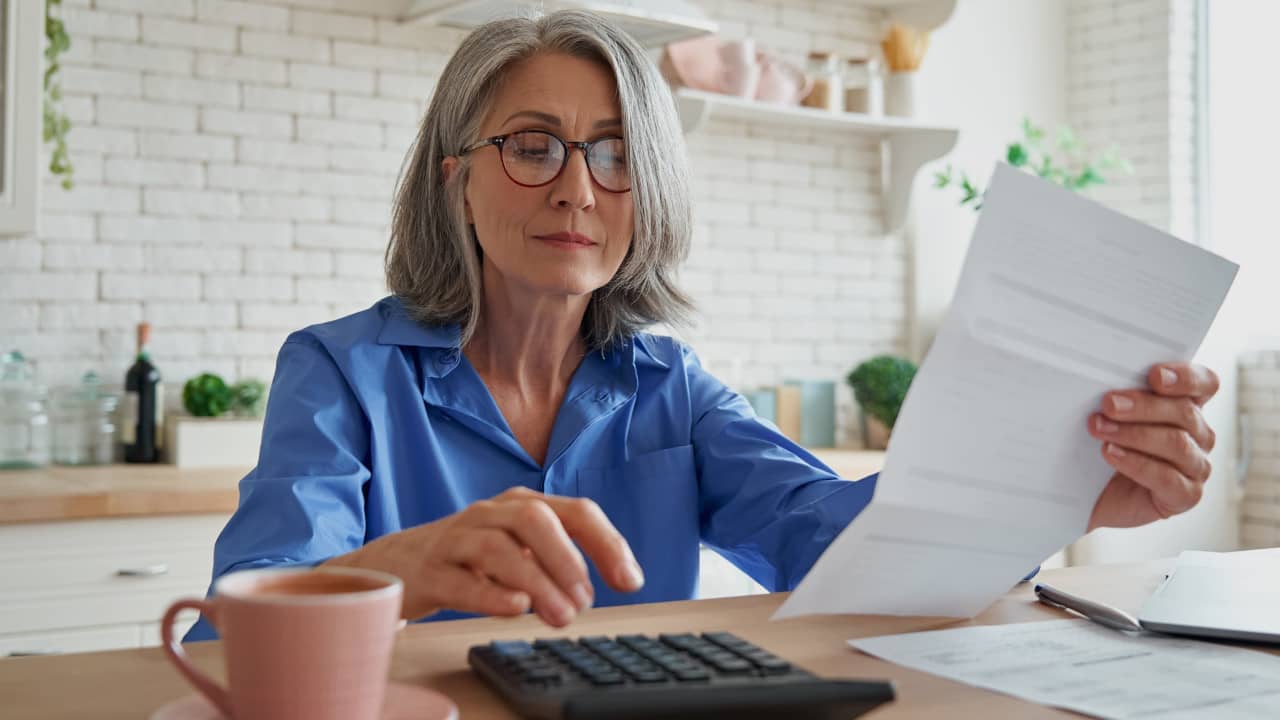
375;296;461;349
375;295;665;382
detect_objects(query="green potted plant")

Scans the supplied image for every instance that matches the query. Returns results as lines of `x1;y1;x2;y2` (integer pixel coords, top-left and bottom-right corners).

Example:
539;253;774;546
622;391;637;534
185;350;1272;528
166;373;268;468
846;355;917;450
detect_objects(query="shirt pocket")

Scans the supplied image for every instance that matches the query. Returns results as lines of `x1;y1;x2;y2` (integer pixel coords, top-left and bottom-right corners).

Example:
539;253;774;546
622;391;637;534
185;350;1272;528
575;444;700;595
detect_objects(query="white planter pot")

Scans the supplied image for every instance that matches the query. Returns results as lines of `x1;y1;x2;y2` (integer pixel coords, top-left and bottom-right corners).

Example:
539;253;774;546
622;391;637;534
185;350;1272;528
165;416;263;468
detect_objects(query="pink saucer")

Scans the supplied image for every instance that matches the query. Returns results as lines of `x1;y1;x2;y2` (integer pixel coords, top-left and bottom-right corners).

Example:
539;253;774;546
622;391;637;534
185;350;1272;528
150;682;459;720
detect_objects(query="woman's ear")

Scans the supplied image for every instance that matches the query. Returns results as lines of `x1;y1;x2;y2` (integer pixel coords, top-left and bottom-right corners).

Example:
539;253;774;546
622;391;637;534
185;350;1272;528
441;156;474;224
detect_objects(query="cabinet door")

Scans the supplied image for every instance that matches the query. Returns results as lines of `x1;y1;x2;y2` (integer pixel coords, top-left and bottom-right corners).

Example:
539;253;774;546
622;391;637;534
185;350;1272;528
0;624;141;657
0;514;227;643
0;0;41;236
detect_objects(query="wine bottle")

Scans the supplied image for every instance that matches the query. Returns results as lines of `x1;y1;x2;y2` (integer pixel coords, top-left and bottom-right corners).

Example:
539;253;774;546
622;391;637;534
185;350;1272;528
122;322;164;463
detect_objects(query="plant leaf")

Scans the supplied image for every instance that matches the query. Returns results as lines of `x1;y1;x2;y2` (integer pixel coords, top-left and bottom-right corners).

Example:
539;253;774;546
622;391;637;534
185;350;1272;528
1006;143;1028;167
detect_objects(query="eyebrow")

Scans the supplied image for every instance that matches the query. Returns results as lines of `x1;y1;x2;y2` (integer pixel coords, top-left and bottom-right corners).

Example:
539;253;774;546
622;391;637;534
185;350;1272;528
501;110;623;130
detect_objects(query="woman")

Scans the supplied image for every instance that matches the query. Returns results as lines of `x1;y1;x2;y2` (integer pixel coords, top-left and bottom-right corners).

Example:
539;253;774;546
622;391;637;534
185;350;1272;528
186;10;1219;640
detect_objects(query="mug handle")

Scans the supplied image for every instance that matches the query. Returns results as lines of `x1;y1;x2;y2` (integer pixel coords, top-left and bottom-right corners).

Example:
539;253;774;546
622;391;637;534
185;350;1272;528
161;598;233;718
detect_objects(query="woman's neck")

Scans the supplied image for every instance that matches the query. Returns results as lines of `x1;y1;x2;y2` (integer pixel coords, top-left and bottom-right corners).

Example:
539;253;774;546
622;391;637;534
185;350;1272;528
463;267;590;396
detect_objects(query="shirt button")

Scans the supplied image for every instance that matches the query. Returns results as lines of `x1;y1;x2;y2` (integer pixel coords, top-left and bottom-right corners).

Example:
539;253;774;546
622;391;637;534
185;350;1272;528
596;390;610;402
441;350;459;366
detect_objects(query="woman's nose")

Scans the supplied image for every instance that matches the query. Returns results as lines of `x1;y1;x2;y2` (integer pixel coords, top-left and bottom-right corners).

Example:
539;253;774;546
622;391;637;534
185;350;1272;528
549;150;596;211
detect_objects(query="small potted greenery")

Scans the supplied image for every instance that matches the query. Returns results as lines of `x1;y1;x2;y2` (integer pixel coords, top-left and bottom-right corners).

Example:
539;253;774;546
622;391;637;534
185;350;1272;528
846;355;917;450
166;373;269;468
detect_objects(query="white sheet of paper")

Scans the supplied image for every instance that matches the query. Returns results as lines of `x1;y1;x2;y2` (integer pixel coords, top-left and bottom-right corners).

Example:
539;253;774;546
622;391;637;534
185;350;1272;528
775;164;1238;619
849;619;1280;719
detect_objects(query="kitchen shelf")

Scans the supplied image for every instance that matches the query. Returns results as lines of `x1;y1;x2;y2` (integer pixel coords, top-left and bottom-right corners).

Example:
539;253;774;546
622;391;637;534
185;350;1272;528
859;0;957;32
397;0;717;47
674;88;958;232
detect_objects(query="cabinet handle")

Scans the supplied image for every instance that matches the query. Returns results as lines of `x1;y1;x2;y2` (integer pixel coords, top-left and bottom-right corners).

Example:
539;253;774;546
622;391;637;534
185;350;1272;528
8;650;61;657
116;564;169;577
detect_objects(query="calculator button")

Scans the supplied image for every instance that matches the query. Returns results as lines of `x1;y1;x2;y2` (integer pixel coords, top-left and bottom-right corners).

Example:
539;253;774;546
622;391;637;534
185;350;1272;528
585;671;625;686
674;667;712;682
658;633;700;649
533;639;574;651
704;632;749;648
708;656;754;674
490;640;536;657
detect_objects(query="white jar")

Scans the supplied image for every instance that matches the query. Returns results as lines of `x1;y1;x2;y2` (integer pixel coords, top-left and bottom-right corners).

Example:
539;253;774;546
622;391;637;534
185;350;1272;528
843;57;883;116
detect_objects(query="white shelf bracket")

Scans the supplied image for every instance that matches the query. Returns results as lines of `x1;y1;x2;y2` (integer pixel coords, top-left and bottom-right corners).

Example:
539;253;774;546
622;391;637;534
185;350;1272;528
883;127;957;232
674;92;713;134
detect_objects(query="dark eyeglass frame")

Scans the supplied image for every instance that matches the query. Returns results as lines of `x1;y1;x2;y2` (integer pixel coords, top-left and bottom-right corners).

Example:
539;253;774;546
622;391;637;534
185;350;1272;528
459;130;631;194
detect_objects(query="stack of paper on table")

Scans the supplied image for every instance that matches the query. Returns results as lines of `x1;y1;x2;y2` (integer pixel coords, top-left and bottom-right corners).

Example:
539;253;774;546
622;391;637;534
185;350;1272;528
850;619;1280;719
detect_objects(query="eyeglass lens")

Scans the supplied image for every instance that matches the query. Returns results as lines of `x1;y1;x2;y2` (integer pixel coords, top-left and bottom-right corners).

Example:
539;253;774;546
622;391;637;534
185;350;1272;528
501;130;629;192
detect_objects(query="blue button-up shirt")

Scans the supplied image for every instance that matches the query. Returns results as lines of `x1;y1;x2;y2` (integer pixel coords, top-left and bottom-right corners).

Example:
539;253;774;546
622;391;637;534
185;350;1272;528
185;296;877;641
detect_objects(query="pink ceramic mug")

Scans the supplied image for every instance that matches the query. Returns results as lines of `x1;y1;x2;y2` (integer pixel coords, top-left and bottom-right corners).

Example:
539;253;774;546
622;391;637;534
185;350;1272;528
161;567;404;720
755;54;813;105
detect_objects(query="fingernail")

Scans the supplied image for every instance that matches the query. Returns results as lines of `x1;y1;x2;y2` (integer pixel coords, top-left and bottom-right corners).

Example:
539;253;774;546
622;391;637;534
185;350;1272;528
1111;395;1134;413
552;597;576;625
623;561;645;590
1096;417;1119;434
1107;443;1126;458
571;582;593;611
1160;368;1177;387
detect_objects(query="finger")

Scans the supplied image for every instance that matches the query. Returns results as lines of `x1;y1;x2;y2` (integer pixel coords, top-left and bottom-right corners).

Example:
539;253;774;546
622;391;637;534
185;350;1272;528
1097;393;1215;451
486;497;594;611
449;528;580;627
1088;414;1212;482
1148;363;1220;406
1101;442;1203;518
420;564;531;618
538;494;644;593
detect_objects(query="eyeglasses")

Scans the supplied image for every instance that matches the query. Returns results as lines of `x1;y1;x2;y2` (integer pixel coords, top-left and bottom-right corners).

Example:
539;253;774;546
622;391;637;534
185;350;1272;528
459;130;630;193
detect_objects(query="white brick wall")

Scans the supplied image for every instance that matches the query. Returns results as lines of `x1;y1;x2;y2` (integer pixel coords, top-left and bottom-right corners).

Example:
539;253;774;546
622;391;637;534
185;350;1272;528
1240;352;1280;549
1065;0;1199;239
11;0;901;447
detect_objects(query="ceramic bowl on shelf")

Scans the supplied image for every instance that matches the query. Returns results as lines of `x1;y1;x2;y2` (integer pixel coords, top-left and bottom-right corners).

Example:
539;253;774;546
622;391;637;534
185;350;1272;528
661;34;809;106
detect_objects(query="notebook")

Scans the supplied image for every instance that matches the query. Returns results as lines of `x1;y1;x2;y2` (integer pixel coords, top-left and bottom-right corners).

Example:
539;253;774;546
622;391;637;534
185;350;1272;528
1138;548;1280;644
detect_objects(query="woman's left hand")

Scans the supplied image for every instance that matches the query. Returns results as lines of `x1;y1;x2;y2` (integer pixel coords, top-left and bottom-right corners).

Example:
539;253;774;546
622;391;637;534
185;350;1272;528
1086;362;1220;532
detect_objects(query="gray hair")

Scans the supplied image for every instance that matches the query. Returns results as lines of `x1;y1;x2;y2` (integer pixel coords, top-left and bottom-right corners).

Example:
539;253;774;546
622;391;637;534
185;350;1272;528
386;9;695;350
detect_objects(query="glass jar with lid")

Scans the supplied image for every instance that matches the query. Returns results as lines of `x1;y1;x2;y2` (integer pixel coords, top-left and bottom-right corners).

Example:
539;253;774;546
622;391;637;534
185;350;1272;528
844;56;883;116
52;371;119;466
801;51;842;112
0;350;51;470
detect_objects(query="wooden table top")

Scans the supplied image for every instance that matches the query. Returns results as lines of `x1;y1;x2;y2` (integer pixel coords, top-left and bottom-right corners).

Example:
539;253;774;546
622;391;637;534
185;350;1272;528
0;451;882;525
0;464;245;524
7;559;1263;719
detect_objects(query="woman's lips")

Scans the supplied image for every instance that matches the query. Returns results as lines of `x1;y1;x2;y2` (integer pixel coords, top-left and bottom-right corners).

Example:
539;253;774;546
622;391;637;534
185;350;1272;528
535;232;597;249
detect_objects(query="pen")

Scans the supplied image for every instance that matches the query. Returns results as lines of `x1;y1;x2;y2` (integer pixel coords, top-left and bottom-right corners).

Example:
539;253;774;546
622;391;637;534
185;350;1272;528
1033;583;1144;633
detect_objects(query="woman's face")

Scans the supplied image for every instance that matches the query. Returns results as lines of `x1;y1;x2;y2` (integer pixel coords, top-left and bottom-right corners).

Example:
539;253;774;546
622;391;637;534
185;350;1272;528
456;53;634;301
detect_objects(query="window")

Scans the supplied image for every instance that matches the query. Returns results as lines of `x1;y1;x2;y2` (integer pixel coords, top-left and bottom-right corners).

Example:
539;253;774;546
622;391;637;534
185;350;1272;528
0;0;41;236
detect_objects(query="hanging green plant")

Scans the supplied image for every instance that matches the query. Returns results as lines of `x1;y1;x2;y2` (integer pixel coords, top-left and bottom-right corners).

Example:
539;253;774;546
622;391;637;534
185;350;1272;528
44;0;74;190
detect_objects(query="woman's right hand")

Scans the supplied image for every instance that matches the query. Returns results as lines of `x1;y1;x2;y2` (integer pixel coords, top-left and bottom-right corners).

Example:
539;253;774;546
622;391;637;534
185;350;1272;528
322;487;644;627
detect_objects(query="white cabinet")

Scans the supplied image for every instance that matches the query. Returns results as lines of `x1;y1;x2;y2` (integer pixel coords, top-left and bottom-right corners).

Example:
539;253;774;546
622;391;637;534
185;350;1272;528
0;514;227;656
0;0;41;236
697;546;765;599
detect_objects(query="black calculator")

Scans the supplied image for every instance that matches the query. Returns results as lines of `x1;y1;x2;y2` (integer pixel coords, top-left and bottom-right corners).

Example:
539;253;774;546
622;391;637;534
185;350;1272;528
467;631;895;719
